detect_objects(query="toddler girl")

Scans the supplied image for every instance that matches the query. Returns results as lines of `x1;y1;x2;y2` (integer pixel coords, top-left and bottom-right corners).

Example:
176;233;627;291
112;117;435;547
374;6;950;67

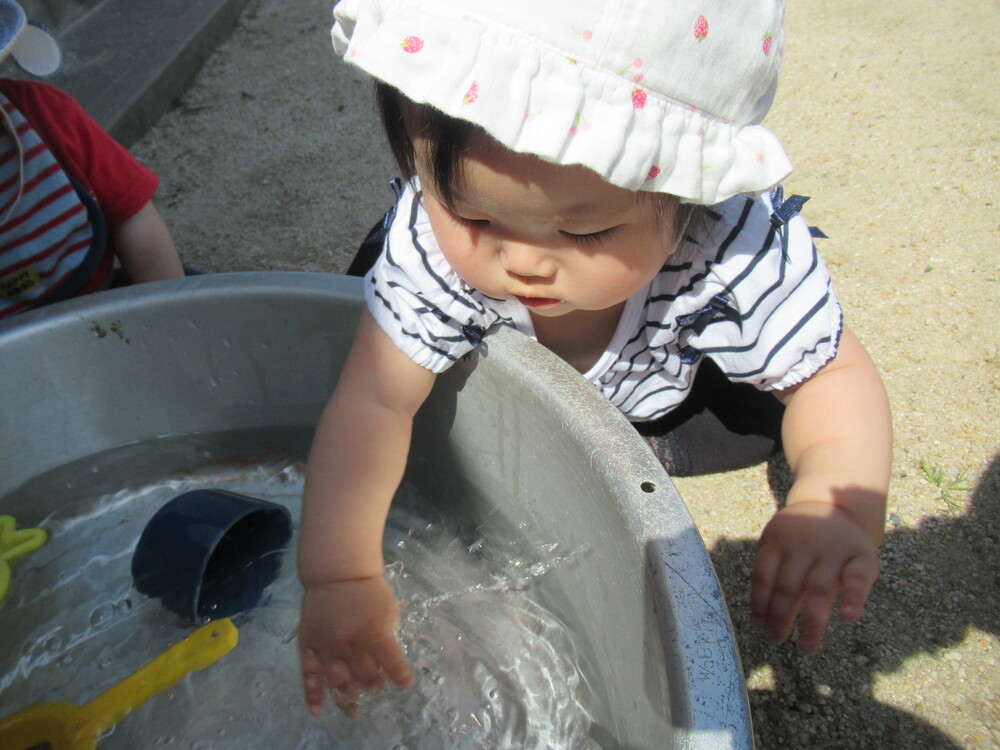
298;0;892;717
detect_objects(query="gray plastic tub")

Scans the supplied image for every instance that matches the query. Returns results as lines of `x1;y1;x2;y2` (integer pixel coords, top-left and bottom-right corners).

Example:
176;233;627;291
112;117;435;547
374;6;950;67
0;272;751;748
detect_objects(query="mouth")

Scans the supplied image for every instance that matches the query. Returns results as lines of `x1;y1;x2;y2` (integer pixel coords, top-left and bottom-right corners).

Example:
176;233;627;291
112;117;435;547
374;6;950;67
514;295;562;310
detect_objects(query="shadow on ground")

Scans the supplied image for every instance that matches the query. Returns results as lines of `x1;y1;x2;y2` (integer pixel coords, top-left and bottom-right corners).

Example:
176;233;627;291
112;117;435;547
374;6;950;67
707;454;999;748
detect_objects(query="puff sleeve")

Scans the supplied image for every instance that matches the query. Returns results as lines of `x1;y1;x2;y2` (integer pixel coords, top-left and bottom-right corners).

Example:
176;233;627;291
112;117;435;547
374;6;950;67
681;193;843;391
364;184;509;372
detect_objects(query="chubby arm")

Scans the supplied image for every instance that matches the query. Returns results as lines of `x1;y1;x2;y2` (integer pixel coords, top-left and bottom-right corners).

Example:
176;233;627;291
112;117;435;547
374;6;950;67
751;328;892;651
110;200;184;283
297;309;436;716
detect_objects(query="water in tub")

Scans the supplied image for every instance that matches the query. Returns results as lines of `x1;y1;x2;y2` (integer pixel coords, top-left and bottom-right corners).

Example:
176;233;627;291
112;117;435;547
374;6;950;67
0;443;596;748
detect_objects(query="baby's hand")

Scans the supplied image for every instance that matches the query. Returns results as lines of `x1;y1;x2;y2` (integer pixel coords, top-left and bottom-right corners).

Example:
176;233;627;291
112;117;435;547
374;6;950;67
298;576;414;717
750;501;880;652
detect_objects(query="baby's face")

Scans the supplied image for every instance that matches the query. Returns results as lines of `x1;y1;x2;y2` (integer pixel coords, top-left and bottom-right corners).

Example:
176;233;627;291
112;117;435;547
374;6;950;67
414;135;681;318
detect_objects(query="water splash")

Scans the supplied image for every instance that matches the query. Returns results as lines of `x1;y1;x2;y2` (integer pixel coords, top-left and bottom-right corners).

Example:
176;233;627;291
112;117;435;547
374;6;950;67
0;453;595;748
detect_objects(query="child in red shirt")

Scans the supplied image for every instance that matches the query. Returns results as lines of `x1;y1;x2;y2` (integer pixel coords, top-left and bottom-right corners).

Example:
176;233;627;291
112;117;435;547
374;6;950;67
0;0;182;317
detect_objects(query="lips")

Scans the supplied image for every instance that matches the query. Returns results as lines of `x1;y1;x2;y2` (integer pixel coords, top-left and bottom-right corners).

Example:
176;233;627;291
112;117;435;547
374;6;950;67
515;295;561;309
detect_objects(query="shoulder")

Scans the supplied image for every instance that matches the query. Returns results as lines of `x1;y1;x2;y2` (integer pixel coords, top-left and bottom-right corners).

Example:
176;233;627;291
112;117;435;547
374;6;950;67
366;182;510;371
381;183;510;316
669;192;822;302
646;194;774;316
381;184;469;300
668;190;843;389
0;79;105;162
684;193;779;267
0;80;156;224
0;79;85;122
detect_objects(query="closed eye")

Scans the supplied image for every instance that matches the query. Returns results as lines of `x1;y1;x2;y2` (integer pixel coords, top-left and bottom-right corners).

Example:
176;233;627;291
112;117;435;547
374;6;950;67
561;226;621;246
447;207;490;229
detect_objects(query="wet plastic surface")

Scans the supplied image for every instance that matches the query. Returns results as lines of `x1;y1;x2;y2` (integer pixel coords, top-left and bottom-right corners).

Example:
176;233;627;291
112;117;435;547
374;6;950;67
0;272;751;748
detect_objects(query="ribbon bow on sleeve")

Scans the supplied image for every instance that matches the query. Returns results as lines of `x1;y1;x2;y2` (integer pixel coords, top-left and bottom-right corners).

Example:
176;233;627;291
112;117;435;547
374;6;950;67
768;185;811;257
674;294;741;336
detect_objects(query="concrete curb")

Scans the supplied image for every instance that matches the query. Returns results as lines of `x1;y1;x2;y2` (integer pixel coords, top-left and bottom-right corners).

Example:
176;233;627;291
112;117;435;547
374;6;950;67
44;0;251;146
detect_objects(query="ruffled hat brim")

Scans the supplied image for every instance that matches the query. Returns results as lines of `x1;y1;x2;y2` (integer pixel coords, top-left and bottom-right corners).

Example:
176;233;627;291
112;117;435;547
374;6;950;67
333;0;792;205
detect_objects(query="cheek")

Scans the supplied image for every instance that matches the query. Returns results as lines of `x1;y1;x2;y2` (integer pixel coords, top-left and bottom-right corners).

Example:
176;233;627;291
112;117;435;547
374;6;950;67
443;245;481;285
579;258;649;303
624;225;674;282
590;230;669;288
427;216;491;287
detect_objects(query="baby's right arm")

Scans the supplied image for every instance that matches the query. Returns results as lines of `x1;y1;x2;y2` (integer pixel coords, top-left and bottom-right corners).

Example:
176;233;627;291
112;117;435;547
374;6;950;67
297;309;436;716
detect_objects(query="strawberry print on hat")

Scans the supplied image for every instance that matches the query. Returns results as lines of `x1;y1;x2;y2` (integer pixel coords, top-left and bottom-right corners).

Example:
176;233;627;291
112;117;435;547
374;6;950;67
693;15;709;41
331;0;793;205
621;58;644;83
463;81;479;104
569;112;590;135
401;36;423;53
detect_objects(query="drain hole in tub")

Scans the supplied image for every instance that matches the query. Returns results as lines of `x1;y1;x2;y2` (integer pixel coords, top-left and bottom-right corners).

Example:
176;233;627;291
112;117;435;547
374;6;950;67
640;481;656;493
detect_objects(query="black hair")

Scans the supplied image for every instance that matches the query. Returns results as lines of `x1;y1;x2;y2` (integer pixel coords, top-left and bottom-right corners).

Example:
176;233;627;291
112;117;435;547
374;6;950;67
375;80;487;208
374;79;695;244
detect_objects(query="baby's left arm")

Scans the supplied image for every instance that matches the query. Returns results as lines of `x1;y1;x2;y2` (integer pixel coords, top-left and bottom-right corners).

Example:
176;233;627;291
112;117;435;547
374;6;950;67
752;328;892;652
109;200;184;283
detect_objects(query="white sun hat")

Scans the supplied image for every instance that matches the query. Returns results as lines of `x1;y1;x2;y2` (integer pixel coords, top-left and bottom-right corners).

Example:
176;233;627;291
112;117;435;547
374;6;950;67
0;0;62;79
332;0;792;205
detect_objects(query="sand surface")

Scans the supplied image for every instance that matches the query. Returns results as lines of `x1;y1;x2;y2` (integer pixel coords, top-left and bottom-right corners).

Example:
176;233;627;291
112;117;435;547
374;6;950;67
132;0;999;746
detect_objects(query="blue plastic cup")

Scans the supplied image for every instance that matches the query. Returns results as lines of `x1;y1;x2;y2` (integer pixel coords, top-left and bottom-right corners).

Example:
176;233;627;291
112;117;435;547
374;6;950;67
131;489;292;621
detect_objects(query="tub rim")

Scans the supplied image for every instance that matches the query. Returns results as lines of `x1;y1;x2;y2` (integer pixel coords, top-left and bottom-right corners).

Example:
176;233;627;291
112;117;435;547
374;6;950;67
0;271;752;748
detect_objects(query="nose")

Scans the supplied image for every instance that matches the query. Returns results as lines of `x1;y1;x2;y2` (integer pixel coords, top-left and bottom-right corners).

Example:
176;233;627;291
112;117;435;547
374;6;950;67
500;242;556;280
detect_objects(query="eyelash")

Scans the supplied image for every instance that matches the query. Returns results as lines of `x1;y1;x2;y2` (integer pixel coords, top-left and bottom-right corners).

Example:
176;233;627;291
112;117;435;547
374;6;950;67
452;213;488;228
450;209;618;246
563;227;619;246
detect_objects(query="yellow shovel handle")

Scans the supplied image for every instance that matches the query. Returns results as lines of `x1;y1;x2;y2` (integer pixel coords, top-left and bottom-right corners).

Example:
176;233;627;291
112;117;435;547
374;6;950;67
73;618;238;742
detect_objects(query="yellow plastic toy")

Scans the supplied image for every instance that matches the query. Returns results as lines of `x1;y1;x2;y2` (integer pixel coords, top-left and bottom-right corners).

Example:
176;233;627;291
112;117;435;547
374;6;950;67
0;617;238;750
0;515;47;607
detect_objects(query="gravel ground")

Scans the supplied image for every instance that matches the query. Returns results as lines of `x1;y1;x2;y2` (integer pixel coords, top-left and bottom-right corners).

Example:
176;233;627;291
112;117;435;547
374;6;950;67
131;0;999;746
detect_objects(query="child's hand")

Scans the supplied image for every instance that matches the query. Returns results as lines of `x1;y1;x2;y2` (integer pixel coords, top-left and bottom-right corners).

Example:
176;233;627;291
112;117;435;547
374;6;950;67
750;500;880;652
298;576;414;717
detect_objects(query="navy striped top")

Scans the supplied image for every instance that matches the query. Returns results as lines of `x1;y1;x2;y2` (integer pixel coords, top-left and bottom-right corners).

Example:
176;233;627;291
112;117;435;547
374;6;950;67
366;182;842;422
